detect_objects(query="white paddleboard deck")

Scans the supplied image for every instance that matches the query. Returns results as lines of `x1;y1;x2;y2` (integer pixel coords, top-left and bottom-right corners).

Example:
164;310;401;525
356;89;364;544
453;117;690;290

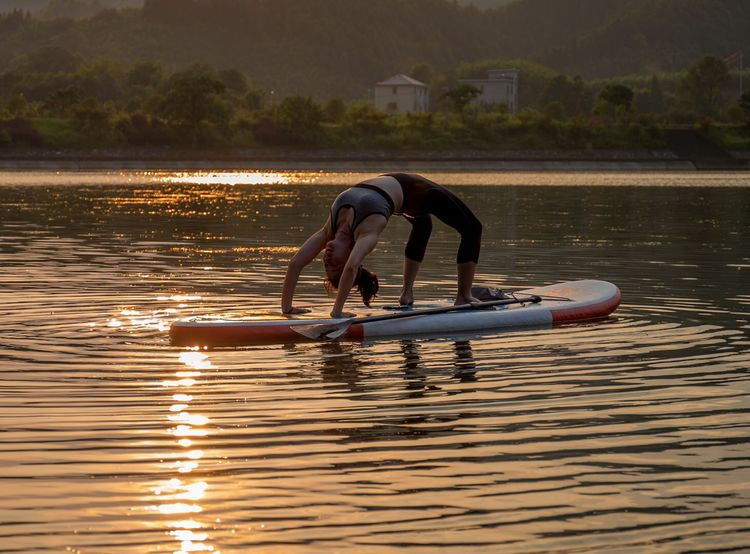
170;280;620;347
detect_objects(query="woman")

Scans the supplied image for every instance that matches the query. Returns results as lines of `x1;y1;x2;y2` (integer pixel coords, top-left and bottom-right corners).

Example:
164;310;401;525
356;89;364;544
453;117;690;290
281;173;482;318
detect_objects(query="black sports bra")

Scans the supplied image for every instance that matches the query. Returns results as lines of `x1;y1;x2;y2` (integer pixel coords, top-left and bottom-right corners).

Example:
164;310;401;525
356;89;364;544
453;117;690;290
330;183;395;233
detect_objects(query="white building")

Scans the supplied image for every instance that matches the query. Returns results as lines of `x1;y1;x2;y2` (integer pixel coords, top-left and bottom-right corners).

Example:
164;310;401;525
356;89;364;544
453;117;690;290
460;69;519;114
374;74;429;114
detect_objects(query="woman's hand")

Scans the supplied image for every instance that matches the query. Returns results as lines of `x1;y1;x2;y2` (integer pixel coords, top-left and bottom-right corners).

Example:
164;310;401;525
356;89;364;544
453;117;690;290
283;306;311;315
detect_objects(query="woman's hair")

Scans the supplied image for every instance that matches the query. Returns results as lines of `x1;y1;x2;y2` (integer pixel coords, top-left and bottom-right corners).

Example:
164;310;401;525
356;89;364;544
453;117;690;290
356;267;379;306
324;266;379;307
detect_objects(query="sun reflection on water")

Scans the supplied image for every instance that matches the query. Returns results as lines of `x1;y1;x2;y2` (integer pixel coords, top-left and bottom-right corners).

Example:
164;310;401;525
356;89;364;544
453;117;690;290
160;171;292;186
179;352;212;370
146;352;218;553
103;299;194;334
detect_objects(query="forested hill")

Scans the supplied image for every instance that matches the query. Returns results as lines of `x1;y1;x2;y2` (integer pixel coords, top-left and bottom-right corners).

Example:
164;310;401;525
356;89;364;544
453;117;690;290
0;0;48;10
1;0;749;99
0;0;141;12
458;0;518;8
517;0;750;77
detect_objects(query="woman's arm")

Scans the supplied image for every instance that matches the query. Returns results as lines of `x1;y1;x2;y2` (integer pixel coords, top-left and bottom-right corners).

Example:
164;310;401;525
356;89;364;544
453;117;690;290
330;231;380;317
281;225;328;313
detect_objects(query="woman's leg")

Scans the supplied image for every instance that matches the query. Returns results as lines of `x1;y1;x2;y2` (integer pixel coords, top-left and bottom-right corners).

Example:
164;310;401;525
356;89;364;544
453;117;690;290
401;215;432;305
399;258;420;306
423;188;482;303
456;261;478;305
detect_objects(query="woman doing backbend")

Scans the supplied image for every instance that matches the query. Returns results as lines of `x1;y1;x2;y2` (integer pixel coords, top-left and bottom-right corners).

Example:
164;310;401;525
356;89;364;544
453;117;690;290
281;173;482;318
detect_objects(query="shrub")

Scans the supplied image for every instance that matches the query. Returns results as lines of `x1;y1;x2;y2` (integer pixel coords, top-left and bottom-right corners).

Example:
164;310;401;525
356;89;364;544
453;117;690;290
0;117;44;146
117;113;172;145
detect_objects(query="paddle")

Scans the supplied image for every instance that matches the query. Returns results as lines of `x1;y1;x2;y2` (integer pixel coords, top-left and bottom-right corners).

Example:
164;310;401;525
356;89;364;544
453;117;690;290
292;294;543;340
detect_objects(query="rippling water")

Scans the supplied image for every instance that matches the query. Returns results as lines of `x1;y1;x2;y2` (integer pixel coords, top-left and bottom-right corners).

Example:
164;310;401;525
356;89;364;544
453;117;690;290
1;170;749;553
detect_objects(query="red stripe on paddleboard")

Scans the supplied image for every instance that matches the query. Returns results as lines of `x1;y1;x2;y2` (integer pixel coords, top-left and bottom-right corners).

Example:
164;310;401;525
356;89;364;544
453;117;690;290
346;324;365;341
550;287;621;323
170;323;304;347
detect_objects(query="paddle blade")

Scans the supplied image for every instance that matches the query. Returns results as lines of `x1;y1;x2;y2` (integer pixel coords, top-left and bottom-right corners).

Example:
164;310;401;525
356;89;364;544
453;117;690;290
292;319;352;340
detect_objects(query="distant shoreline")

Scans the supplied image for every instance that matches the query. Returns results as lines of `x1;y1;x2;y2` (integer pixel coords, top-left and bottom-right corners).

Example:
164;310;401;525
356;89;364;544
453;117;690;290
0;147;747;171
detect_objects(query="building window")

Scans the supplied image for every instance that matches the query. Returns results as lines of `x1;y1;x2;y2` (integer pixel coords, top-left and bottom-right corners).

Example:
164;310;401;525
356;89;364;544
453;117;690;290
392;87;398;95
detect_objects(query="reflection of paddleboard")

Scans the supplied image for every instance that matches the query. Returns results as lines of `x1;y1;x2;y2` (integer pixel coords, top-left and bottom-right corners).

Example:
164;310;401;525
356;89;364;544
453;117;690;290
169;280;621;347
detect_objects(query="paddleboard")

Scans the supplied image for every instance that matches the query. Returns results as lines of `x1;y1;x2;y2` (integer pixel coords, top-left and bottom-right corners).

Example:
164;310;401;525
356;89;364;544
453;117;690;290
169;280;620;347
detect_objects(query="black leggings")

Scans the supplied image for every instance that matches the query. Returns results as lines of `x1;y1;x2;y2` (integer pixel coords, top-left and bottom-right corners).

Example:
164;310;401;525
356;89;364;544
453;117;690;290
384;173;482;264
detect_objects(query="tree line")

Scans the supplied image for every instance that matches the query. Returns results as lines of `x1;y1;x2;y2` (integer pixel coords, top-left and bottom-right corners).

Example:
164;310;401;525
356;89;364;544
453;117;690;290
1;48;749;151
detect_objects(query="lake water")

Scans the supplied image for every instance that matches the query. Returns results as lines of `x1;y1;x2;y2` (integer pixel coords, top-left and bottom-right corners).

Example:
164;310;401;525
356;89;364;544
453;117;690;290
1;169;749;553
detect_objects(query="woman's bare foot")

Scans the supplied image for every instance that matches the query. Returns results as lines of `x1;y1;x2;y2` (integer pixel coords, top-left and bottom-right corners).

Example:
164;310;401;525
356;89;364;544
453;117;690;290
454;295;480;306
398;288;414;306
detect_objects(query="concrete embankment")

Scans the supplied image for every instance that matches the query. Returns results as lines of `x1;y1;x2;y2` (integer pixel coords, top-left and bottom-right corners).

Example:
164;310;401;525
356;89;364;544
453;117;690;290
0;145;745;171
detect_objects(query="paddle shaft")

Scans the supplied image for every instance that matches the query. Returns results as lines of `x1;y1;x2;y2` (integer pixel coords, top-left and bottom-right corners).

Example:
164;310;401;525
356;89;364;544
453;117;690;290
350;295;542;325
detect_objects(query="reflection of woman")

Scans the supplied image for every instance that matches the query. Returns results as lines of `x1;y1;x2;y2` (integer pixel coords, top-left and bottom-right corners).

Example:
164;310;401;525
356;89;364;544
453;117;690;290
281;173;482;318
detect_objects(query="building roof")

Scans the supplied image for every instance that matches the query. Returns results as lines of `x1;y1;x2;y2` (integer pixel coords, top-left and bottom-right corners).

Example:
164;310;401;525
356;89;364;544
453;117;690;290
376;74;427;87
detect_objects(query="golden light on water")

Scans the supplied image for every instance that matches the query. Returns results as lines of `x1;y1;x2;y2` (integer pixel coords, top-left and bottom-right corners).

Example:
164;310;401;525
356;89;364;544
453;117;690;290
146;351;217;554
172;424;208;438
186;450;205;461
157;503;203;515
101;297;195;334
175;461;199;474
158;295;203;302
178;352;212;370
171;530;208;541
148;480;205;512
163;379;198;388
160;171;291;186
170;520;204;529
169;412;211;426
